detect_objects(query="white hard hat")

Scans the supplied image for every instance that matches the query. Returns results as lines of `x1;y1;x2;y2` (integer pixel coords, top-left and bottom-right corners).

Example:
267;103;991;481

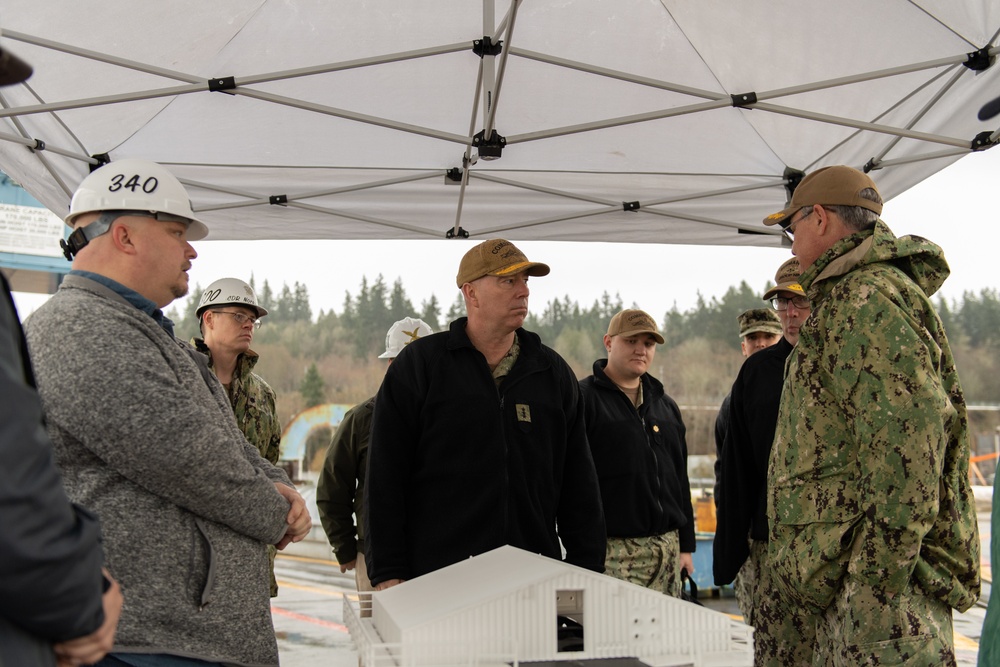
65;158;209;240
379;317;433;359
197;278;268;318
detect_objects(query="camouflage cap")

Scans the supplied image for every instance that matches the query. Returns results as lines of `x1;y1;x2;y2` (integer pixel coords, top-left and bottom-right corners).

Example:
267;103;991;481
456;238;550;287
607;308;664;344
763;257;805;300
762;165;882;228
738;308;782;338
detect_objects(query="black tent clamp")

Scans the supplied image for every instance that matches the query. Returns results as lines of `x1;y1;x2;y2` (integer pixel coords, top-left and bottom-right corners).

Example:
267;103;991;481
472;36;503;58
208;76;237;94
472;129;506;159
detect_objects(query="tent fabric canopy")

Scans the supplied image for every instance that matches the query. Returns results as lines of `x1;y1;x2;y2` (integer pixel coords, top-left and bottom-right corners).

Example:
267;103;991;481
1;0;999;247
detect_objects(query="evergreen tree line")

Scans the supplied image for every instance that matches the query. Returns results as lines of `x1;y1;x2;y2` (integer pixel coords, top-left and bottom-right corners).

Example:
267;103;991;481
167;278;1000;462
169;276;1000;394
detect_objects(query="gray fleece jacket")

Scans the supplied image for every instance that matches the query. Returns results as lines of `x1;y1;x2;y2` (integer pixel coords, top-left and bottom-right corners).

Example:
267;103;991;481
24;275;292;667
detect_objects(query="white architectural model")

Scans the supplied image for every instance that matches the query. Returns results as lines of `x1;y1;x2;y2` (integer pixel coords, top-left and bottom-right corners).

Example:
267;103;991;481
344;546;752;667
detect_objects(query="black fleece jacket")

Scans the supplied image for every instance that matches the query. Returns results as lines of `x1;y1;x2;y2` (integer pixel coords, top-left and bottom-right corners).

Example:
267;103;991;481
579;360;695;553
364;318;606;585
713;336;792;586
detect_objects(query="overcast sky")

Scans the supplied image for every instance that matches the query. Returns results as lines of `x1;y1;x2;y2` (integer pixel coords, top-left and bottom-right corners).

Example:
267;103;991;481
12;147;1000;325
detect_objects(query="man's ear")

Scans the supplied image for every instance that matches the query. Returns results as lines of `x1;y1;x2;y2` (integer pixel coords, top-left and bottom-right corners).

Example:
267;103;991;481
110;220;138;254
461;283;477;308
603;334;613;353
814;205;832;237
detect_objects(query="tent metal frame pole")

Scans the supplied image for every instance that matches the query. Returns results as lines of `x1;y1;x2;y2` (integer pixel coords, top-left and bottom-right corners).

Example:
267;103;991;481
450;48;488;237
5;29;471;86
18;80;94;159
483;0;521;137
507;89;972;149
0;82;471;145
508;98;729;144
481;0;497;135
476;205;616;236
285;200;439;237
234;43;471;85
756;49;997;102
640;206;782;235
0;31;473;143
797;66;962;173
752;102;973;149
5;30;204;84
191;171;442;212
867;66;966;167
509;47;723;99
640;179;785;206
231;88;472;144
0;129;84;161
0;84;203;119
509;45;999;104
471;172;623;207
867;148;970;169
193;187;446;238
471;172;783;209
476;201;781;239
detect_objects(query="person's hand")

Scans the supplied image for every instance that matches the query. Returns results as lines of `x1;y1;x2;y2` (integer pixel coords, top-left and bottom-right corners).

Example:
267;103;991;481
680;552;694;576
273;483;312;550
375;578;405;591
53;569;123;667
339;558;357;573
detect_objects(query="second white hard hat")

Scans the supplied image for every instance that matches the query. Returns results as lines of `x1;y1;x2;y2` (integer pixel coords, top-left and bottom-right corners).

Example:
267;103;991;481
379;317;434;359
197;277;268;318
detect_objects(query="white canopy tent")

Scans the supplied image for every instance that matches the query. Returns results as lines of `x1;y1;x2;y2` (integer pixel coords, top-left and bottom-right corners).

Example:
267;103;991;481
0;0;998;248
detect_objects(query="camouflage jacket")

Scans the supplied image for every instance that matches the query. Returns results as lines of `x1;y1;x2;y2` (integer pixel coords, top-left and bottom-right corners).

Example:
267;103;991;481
767;220;980;613
193;339;281;464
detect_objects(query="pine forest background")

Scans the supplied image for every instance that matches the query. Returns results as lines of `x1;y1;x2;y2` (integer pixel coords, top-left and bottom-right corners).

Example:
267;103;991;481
169;276;1000;481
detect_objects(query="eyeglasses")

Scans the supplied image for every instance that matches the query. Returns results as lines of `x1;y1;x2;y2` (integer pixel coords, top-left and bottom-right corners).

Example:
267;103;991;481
781;208;816;241
770;295;811;311
213;310;261;330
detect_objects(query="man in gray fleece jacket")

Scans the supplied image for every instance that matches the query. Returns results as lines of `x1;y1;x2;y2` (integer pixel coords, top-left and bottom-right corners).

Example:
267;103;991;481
24;159;311;667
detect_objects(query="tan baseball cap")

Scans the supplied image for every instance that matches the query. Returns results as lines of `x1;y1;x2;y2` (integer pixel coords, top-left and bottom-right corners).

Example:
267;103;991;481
456;238;550;287
606;309;664;344
762;165;882;228
738;308;781;338
763;257;806;300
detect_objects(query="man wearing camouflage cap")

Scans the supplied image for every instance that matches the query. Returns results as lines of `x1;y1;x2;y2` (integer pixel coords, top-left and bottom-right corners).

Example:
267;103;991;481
763;166;979;664
737;309;782;357
365;239;606;590
713;257;815;665
580;309;695;598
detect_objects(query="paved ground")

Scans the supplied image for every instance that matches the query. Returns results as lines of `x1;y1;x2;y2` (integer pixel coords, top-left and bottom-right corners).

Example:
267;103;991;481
271;509;992;666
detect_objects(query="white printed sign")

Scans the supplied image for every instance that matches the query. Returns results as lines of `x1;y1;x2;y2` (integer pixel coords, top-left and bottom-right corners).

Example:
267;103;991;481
0;203;64;257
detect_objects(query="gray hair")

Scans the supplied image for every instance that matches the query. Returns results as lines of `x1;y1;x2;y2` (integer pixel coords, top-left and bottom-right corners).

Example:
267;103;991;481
823;187;882;232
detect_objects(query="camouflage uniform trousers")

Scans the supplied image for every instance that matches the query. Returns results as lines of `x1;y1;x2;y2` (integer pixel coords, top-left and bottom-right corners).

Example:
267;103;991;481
732;538;760;628
751;539;819;666
604;531;682;598
813;575;954;667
